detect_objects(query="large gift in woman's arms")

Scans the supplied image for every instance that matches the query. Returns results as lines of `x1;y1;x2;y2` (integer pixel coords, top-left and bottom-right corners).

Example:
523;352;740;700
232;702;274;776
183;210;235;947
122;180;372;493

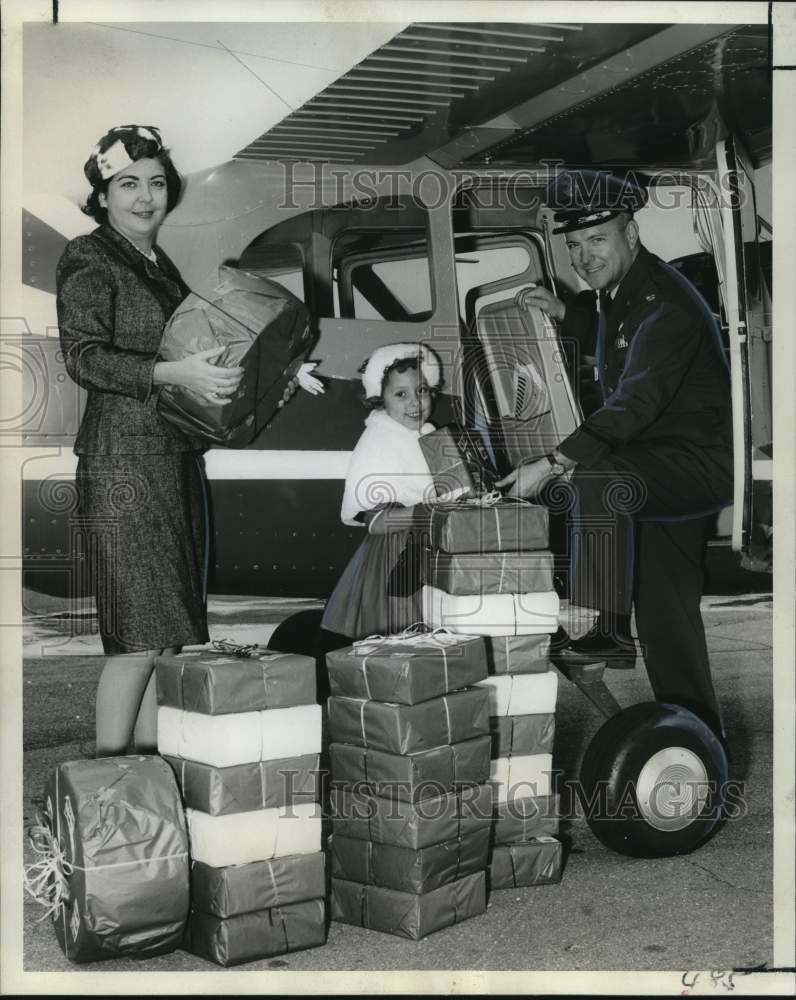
158;266;314;446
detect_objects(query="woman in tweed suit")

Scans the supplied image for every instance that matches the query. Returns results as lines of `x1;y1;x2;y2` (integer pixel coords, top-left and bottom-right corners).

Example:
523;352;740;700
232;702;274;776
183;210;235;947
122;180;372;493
57;125;243;756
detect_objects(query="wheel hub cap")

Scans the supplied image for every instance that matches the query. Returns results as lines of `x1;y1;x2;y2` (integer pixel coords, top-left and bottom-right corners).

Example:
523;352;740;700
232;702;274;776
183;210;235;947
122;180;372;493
636;747;710;831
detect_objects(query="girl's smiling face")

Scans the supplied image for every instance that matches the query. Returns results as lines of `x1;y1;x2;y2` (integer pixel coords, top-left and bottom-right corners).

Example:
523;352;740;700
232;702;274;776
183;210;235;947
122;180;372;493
98;157;169;250
382;366;432;430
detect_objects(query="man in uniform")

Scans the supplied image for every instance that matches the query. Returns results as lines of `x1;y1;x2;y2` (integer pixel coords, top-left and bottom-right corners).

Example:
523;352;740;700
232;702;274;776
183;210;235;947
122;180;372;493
497;170;733;738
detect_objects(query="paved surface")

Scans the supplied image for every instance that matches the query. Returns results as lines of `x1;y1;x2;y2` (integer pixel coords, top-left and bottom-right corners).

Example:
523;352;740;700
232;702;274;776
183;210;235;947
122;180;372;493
20;592;775;974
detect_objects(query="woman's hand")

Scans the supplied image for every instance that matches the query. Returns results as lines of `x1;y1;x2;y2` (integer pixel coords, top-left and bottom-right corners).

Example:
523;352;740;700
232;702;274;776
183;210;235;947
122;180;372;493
155;347;244;403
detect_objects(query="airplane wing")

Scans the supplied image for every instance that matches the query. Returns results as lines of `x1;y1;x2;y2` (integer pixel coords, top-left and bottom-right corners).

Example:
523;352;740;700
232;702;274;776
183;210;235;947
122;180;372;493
236;22;770;171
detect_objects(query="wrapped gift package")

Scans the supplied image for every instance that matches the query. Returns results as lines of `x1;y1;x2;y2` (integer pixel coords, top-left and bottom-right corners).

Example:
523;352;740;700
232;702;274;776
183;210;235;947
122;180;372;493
330;784;494;850
477;671;558;717
156;648;315;714
427;550;554;596
157;703;322;767
417;425;479;497
327;688;490;756
329;737;490;803
489;754;553;804
186;802;321;868
191;853;326;918
326;633;487;705
157;266;314;447
484;634;551;675
489;837;563;890
490;714;556;759
429;501;548;553
163;753;319;815
186;899;326;966
327;632;487;705
331;870;486;940
493;795;560;844
423;586;559;636
35;757;189;963
330;829;490;895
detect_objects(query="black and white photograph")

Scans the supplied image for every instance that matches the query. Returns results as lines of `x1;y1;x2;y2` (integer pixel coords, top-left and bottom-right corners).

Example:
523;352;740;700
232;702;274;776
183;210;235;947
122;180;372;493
1;1;794;994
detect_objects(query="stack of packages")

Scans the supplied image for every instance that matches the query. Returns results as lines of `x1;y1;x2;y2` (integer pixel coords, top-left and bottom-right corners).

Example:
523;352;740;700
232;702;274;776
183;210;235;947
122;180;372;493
155;646;327;966
422;496;564;891
325;632;495;939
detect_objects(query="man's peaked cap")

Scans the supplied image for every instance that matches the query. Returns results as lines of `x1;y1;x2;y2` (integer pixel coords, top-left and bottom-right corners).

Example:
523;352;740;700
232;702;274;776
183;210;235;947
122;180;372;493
545;169;648;234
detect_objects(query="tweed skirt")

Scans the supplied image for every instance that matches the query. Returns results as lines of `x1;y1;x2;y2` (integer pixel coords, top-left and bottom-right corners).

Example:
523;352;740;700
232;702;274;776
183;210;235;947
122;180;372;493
74;452;210;654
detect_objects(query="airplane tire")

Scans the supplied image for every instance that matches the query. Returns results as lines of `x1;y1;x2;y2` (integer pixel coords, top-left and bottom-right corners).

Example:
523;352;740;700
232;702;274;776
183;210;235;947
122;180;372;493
267;609;325;657
267;609;349;701
579;702;728;858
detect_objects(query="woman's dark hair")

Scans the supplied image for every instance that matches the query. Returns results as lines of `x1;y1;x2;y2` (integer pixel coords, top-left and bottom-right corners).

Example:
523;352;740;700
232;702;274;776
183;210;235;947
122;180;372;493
362;357;443;410
82;130;182;224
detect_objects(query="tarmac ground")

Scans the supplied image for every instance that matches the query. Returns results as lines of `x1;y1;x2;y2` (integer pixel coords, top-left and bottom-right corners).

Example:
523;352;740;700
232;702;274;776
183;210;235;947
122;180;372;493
18;590;776;976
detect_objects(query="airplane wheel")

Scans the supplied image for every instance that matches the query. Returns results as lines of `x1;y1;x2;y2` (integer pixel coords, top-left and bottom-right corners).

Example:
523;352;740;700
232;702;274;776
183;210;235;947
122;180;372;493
579;702;728;858
267;609;324;656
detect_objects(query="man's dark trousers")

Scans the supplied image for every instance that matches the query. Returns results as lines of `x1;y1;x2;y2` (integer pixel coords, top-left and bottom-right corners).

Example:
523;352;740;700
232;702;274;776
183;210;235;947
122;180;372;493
566;440;731;736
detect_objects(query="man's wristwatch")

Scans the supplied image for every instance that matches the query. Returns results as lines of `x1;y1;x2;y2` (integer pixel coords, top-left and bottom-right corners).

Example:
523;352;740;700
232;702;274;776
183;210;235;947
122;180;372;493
545;453;566;476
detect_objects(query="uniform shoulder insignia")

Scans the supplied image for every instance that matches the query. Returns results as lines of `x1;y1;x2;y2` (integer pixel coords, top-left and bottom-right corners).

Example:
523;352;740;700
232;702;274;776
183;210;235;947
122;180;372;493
645;292;656;302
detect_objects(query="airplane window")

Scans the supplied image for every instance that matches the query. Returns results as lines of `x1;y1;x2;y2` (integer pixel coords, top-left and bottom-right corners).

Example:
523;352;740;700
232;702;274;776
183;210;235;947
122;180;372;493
336;243;433;323
350;256;432;321
451;236;544;329
454;242;534;323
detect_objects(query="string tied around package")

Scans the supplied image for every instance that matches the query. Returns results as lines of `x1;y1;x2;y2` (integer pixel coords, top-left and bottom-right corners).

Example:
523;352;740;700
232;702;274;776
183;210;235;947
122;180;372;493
352;623;458;649
23;817;73;922
353;624;456;693
212;638;260;657
446;491;531;508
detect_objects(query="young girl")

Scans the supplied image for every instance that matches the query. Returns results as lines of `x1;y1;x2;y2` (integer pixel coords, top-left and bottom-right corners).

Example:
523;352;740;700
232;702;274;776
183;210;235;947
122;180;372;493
321;342;443;641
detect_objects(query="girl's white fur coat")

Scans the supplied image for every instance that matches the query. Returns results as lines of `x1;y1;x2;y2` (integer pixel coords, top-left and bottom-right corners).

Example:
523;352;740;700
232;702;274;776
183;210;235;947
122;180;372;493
341;409;435;525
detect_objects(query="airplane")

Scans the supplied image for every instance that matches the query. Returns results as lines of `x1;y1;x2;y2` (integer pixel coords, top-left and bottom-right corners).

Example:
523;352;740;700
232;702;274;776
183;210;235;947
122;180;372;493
15;18;773;606
9;16;777;859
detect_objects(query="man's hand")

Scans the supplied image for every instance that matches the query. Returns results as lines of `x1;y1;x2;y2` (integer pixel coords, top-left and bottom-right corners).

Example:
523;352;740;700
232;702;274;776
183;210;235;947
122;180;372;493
523;284;566;322
495;459;553;498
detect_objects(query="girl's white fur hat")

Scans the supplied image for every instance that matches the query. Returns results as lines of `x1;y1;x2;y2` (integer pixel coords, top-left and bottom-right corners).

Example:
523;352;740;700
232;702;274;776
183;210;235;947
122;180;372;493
361;342;442;399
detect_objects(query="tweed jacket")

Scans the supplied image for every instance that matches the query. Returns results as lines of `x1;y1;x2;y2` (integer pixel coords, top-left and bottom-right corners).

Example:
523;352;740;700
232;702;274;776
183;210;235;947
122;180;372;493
558;246;732;469
56;224;200;455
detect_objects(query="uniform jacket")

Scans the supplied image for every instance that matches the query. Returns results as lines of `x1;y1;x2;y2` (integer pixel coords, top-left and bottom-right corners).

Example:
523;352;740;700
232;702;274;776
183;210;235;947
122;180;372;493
558;246;732;468
341;410;435;526
56;224;200;455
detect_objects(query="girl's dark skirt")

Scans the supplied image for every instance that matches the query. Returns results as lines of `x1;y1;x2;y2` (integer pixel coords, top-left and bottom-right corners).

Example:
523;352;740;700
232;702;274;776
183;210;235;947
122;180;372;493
321;528;425;640
74;452;210;654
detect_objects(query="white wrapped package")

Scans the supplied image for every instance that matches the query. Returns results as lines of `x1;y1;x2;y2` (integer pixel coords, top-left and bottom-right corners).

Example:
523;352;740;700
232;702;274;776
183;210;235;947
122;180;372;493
489;753;553;803
186;802;322;867
157;704;322;768
476;671;558;716
423;586;559;636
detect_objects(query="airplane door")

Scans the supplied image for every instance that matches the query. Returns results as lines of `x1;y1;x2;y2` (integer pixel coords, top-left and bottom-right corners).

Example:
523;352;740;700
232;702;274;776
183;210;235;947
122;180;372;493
715;138;773;558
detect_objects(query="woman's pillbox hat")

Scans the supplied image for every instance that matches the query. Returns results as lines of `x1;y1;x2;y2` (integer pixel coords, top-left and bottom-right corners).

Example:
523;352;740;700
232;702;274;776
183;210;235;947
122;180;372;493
545;169;648;234
361;343;442;399
84;125;164;186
